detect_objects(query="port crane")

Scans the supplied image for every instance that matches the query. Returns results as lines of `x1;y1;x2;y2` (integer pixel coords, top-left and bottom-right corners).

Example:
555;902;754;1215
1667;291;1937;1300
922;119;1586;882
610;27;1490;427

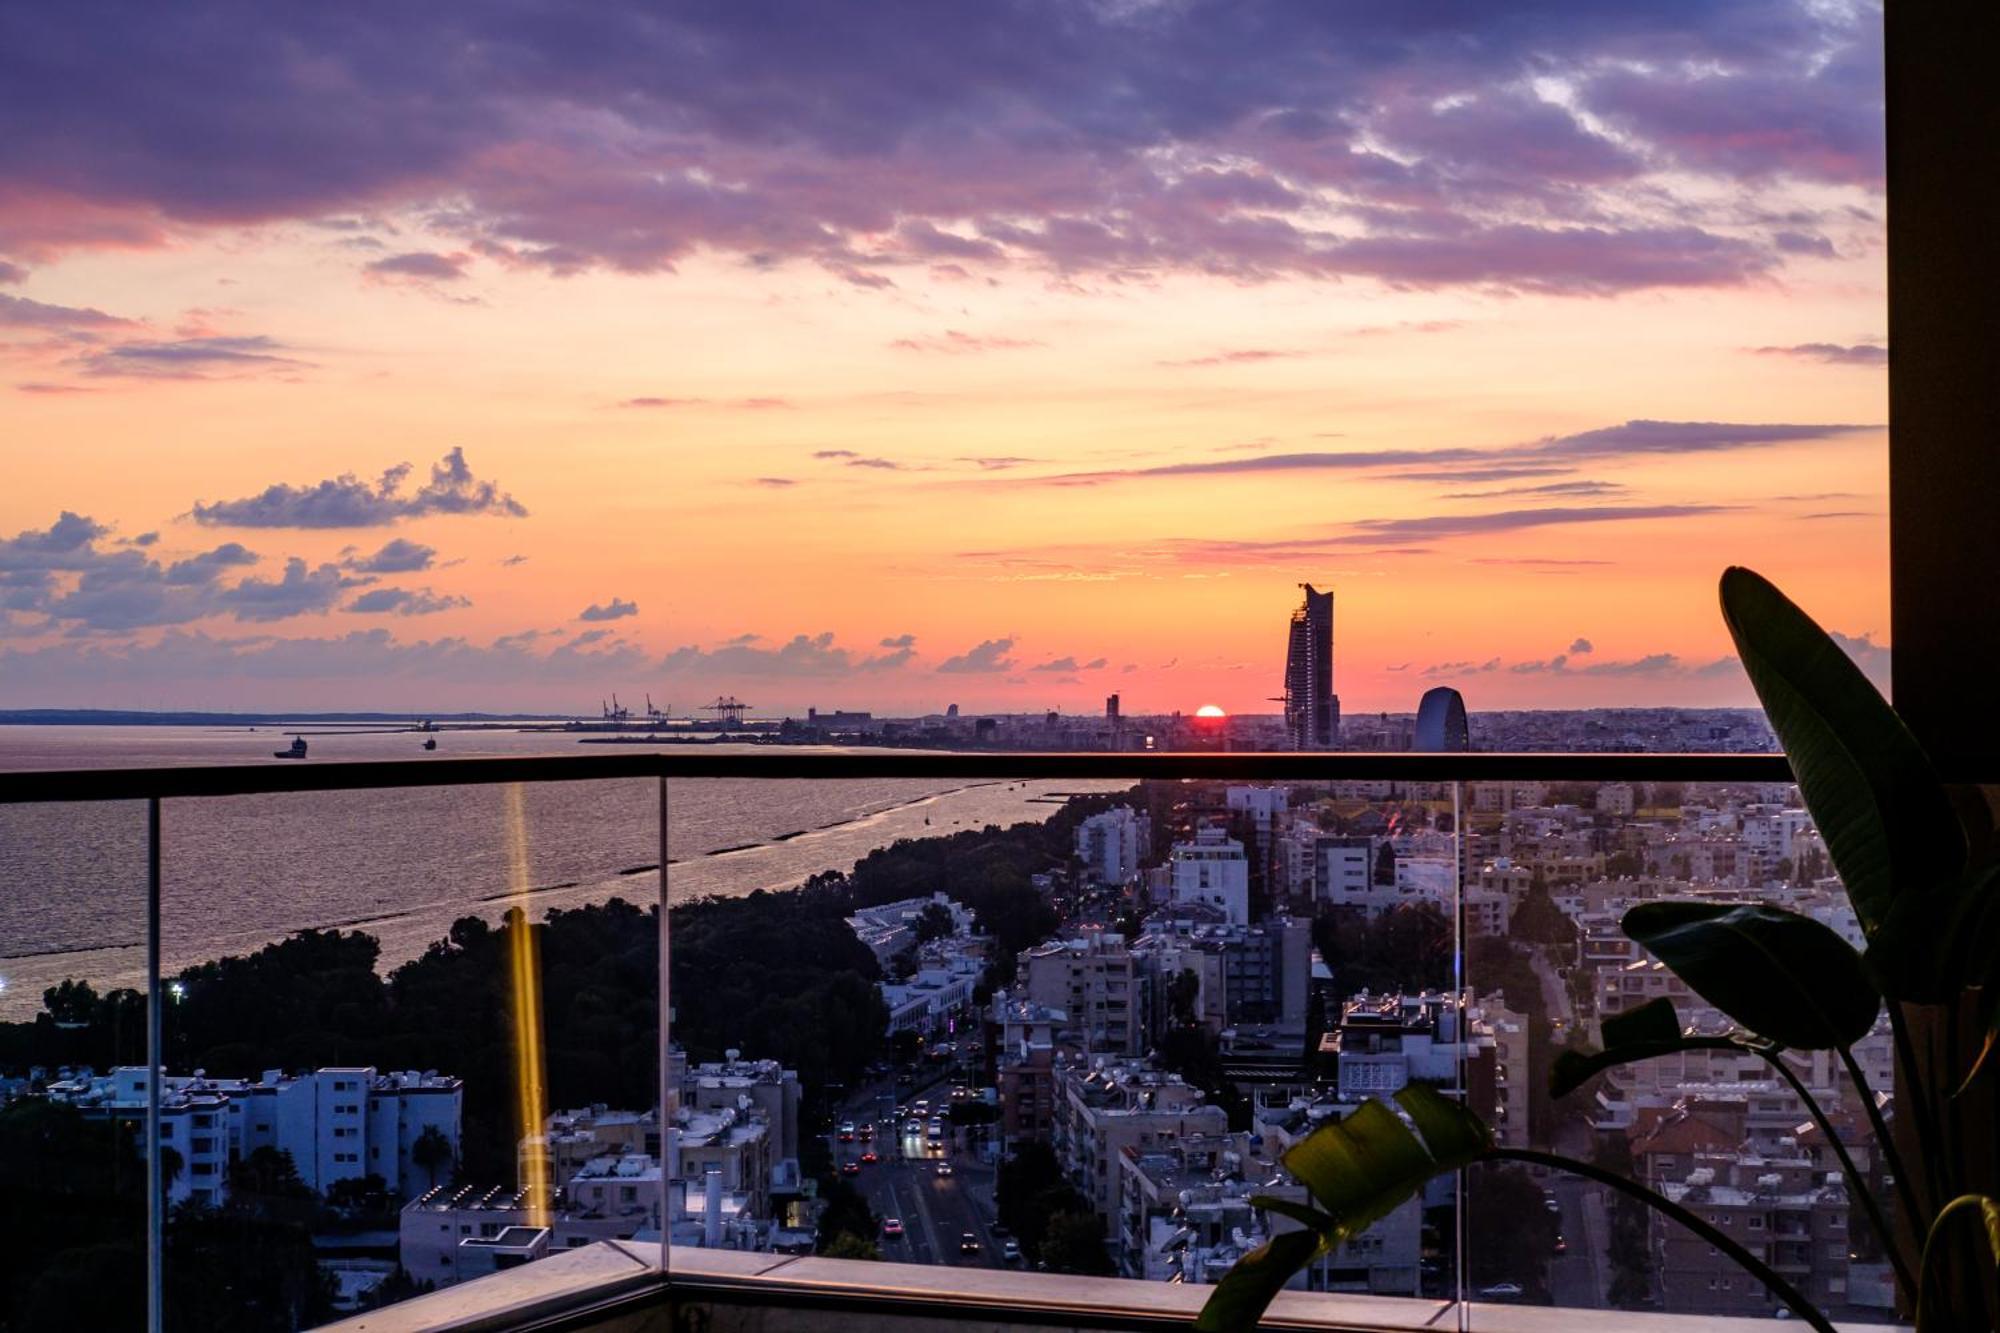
645;694;668;724
703;696;750;729
602;694;632;722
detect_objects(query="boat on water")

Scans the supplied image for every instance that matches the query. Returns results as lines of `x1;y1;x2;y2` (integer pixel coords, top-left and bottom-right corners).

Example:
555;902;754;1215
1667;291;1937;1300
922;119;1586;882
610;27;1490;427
274;736;308;760
422;737;438;751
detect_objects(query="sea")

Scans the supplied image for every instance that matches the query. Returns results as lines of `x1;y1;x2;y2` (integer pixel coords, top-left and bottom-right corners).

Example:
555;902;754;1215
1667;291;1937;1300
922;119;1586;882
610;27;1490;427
0;725;1128;1020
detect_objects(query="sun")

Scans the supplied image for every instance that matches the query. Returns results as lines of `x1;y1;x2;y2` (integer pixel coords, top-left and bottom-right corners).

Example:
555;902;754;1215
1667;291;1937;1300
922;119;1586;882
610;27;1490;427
1195;704;1227;718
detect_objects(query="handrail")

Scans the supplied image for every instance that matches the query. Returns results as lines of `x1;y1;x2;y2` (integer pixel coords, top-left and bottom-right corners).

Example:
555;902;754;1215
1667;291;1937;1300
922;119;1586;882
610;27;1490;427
0;749;1800;803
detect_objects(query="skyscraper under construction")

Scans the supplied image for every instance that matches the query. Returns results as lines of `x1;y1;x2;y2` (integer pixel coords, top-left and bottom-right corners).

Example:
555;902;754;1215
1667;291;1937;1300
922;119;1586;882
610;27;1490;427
1283;584;1339;749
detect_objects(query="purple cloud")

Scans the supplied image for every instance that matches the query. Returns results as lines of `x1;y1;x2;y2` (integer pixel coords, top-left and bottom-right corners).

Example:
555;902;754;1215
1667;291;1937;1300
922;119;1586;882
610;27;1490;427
578;597;638;622
365;251;469;282
1753;342;1887;366
346;585;471;615
0;2;1879;295
191;448;526;527
937;637;1016;674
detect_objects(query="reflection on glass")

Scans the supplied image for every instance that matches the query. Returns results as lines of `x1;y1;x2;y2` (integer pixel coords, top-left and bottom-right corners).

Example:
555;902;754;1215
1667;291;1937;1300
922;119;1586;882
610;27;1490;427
0;799;150;1331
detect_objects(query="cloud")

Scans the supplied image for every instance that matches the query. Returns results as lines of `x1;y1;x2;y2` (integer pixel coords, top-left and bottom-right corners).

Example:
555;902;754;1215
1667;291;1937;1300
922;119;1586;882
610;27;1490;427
1023;420;1874;485
879;634;916;648
813;450;858;460
82;334;307;378
938;637;1016;674
0;291;134;330
753;476;797;487
0;627;654;699
658;631;912;676
343;537;436;573
1441;480;1625;500
620;396;704;408
0;2;1879;297
499;553;529;567
957;456;1036;471
1569;637;1594;654
191;447;526;527
1753;342;1887;366
1030;654;1107;672
365;250;470;282
1157;348;1306;368
1422;657;1501;677
0;260;25;284
579;597;638;622
1338;504;1730;545
345;586;472;615
888;330;1039;354
209;557;350;622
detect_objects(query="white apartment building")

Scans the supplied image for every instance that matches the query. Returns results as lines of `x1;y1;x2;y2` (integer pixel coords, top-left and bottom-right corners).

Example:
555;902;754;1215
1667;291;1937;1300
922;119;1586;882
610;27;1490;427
1075;807;1150;885
47;1064;461;1204
1169;827;1250;925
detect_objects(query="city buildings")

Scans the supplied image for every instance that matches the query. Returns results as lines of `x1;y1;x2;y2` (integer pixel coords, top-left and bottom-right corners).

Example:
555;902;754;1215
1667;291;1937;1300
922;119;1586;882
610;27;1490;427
46;1064;463;1205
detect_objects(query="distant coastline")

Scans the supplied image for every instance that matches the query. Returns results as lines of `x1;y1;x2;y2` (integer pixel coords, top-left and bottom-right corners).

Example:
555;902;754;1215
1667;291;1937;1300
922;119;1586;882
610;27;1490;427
0;708;577;726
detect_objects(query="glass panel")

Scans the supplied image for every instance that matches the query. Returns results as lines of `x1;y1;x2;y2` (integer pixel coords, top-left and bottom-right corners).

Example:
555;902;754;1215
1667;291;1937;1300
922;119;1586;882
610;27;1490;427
0;795;153;1332
153;776;661;1327
664;772;1123;1267
1466;777;1898;1326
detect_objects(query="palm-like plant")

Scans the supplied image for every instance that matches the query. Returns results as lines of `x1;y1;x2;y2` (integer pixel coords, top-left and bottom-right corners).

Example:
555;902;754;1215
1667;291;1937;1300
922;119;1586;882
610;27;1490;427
1198;567;2000;1332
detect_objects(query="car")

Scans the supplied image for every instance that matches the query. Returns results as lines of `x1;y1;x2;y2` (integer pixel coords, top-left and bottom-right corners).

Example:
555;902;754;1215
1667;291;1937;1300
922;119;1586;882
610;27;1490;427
858;1123;875;1140
860;1151;878;1165
1553;1235;1568;1255
1001;1239;1021;1262
1477;1283;1524;1300
881;1218;904;1238
837;1121;855;1142
912;1099;930;1114
1543;1193;1561;1214
841;1161;860;1176
959;1232;981;1255
936;1162;954;1177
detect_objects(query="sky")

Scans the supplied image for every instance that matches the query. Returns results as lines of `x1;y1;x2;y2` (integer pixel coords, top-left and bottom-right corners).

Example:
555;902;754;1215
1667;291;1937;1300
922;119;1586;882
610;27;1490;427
0;0;1889;716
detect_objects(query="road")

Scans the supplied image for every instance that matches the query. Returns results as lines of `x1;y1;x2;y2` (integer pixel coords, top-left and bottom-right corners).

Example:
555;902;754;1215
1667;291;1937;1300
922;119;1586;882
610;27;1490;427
830;1078;1011;1270
1547;1174;1607;1308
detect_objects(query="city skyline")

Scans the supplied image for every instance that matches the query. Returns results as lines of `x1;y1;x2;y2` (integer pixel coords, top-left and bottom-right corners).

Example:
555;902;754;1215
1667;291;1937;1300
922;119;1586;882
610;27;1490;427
0;2;1889;714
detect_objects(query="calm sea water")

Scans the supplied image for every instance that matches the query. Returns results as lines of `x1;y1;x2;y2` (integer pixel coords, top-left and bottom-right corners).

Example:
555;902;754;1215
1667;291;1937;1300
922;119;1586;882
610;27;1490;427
0;725;1123;1018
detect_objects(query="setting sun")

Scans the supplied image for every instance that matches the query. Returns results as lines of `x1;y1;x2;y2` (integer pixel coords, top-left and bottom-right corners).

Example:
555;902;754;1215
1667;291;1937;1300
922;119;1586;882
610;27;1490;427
1195;705;1227;718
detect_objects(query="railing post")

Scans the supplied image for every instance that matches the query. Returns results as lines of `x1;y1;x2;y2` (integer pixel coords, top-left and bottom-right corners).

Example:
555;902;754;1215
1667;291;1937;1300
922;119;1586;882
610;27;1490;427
1451;780;1469;1332
657;775;672;1285
146;795;163;1333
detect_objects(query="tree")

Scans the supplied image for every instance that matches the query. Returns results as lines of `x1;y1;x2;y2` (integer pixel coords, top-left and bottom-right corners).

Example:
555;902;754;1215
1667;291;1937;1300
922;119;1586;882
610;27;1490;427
1040;1210;1114;1275
1466;1164;1558;1297
412;1126;454;1192
1511;880;1576;948
912;902;955;943
820;1231;881;1261
1165;968;1200;1027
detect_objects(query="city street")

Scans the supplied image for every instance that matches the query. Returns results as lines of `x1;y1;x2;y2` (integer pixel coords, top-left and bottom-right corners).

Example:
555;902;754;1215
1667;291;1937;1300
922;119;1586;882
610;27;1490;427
829;1069;1010;1270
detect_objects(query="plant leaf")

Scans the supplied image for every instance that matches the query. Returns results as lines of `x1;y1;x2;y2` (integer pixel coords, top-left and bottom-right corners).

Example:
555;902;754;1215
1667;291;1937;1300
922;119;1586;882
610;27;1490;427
1604;996;1683;1047
1395;1083;1493;1167
1916;1195;2000;1333
1248;1195;1335;1233
1624;902;1880;1049
1719;567;1966;940
1194;1227;1323;1333
1547;999;1746;1099
1277;1087;1490;1243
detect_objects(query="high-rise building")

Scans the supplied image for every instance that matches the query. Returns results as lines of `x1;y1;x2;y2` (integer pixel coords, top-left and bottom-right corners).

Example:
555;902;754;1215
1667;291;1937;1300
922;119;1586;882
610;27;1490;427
1283;584;1338;748
1412;686;1468;751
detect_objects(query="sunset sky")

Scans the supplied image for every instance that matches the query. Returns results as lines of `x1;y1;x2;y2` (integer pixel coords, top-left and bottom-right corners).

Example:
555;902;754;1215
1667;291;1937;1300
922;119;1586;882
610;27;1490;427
0;1;1888;715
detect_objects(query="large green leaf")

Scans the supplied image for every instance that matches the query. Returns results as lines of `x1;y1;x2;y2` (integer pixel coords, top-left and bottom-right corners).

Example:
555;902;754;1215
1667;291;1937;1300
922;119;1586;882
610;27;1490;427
1549;998;1746;1098
1719;567;1967;939
1201;1088;1492;1332
1624;902;1880;1049
1194;1227;1323;1333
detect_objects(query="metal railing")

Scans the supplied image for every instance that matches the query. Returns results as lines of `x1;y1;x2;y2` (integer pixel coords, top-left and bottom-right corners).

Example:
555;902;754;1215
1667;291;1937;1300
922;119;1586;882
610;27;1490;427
0;749;1803;1332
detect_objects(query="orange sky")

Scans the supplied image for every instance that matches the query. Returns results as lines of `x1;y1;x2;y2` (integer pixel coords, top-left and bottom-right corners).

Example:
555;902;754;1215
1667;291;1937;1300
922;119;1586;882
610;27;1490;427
0;5;1889;716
